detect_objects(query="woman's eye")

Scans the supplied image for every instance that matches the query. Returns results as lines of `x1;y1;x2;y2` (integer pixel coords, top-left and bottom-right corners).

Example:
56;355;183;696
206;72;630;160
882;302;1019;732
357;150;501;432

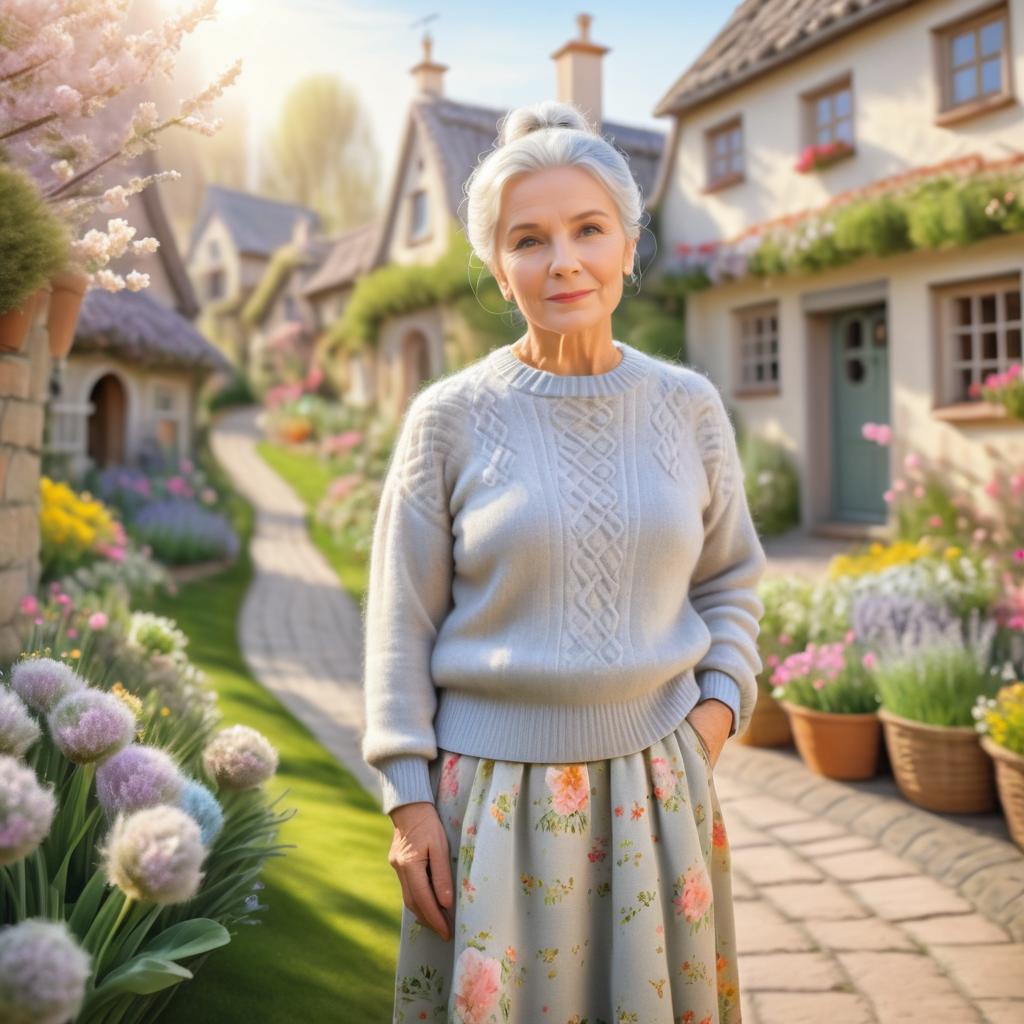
514;225;602;250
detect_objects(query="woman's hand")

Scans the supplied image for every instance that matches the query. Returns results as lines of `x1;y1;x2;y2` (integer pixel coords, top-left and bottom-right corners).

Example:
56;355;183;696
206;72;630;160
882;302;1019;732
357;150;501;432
388;801;454;942
686;699;734;769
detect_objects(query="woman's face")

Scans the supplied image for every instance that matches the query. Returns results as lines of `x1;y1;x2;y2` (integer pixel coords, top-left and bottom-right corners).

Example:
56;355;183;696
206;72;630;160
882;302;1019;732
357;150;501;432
492;164;637;336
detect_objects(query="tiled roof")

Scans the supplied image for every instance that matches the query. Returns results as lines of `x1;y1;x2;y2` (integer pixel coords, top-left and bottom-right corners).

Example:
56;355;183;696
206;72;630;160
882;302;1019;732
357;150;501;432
653;0;924;117
186;185;321;261
74;287;234;374
301;221;382;296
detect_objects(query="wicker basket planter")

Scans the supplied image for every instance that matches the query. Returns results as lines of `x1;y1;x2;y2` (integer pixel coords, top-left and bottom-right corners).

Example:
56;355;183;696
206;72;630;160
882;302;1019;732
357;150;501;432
738;687;792;747
780;701;881;779
979;735;1024;850
878;707;996;813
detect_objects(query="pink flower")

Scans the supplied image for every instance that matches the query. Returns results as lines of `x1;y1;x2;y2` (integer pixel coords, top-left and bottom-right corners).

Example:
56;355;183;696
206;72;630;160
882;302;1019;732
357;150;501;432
862;652;877;670
883;490;895;504
913;485;926;499
893;478;906;492
929;515;943;528
545;764;589;816
66;628;78;638
18;595;39;617
844;629;855;644
874;424;892;446
452;947;502;1024
673;864;712;922
1015;550;1024;563
88;611;109;630
440;754;461;801
903;453;922;471
984;477;1001;498
178;458;194;474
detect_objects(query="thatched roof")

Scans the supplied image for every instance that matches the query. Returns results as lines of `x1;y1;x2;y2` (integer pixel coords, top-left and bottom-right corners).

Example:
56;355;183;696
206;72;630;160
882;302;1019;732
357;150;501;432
73;287;233;374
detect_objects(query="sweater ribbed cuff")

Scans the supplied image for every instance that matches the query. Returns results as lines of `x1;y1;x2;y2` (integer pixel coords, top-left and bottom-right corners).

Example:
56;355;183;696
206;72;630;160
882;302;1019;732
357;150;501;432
696;670;740;737
376;755;435;816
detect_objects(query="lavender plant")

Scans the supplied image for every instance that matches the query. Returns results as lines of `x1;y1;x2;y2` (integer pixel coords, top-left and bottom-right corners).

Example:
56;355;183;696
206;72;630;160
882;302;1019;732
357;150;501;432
128;500;239;565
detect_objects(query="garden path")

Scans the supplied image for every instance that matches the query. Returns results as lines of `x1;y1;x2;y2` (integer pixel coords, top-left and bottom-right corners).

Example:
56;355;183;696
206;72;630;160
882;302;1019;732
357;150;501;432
210;404;1024;1023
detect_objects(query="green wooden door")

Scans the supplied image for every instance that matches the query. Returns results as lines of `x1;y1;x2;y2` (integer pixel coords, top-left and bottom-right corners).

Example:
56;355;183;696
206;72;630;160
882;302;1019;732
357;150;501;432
831;306;890;522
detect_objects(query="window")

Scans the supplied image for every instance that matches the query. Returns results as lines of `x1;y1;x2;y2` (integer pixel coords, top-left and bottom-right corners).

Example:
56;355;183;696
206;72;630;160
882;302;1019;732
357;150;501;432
704;117;744;192
805;76;855;147
207;239;220;260
206;268;224;301
936;275;1021;404
735;304;780;393
409;189;430;241
933;4;1015;125
154;384;177;413
283;294;298;320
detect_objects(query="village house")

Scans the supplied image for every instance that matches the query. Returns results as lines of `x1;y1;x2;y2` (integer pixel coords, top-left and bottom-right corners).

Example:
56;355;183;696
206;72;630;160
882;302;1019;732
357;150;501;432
646;0;1023;535
185;183;320;373
326;14;666;421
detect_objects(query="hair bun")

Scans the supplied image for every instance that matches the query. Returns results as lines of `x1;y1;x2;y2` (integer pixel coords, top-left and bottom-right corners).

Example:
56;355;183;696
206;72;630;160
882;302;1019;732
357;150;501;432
497;100;593;147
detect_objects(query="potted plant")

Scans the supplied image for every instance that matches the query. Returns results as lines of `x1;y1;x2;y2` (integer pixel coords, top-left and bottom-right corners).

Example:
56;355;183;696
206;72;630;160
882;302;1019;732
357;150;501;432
771;632;881;779
0;164;69;354
871;607;1002;813
46;266;90;360
741;577;816;747
976;681;1024;850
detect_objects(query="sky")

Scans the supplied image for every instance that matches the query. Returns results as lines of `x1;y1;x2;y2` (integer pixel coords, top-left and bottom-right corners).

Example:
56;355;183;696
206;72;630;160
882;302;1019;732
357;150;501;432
165;0;733;202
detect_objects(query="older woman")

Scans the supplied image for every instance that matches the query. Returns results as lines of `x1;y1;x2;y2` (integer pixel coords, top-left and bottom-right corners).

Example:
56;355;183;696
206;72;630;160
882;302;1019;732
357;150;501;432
362;98;767;1024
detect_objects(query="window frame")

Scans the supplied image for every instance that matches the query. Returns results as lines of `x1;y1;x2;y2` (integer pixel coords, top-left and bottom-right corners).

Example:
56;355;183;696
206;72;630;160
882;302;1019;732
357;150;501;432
931;2;1016;126
408;187;431;243
733;301;781;397
800;72;856;164
703;115;745;194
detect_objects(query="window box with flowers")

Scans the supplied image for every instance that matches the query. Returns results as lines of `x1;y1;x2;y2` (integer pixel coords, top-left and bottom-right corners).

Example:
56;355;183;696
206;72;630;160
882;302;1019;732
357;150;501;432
795;139;856;174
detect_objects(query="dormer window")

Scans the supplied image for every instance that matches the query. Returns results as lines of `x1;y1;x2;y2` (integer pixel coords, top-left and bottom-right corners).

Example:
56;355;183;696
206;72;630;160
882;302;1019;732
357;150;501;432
703;116;744;193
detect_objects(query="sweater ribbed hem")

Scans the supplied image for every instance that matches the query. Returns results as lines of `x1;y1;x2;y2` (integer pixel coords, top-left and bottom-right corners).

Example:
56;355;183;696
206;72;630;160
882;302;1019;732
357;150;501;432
488;339;650;397
696;670;741;737
433;668;700;763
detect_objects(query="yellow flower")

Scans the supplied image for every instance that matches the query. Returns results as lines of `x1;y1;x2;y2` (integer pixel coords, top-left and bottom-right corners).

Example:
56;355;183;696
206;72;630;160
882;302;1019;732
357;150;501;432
943;546;962;560
160;707;171;717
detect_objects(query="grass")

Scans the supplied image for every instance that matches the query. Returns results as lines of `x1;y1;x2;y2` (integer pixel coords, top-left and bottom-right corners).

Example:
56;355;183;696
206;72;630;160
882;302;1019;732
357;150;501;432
254;439;370;600
138;412;399;1023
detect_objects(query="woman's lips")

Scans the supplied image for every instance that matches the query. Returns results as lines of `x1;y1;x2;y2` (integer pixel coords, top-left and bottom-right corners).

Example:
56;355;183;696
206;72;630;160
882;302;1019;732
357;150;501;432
547;290;594;302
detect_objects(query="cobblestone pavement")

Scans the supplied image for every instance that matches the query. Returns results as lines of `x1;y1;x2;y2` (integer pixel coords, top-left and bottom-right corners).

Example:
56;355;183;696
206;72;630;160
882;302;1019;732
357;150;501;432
211;406;1024;1023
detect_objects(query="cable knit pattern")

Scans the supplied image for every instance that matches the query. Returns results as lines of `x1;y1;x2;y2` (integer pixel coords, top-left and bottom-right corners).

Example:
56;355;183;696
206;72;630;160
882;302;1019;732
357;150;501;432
361;339;768;814
551;398;627;668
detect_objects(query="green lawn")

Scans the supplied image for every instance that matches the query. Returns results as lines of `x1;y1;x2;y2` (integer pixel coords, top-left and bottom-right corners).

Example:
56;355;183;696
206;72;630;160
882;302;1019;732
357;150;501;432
139;412;398;1022
255;439;370;600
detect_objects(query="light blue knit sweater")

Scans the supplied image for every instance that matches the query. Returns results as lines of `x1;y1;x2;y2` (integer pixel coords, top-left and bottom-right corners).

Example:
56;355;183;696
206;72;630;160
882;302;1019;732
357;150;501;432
361;339;767;814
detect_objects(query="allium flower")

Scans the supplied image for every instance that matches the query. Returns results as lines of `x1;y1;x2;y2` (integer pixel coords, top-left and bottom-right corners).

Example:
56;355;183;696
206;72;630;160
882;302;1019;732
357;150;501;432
178;778;225;846
203;725;279;791
10;659;86;714
0;691;41;758
0;756;56;866
87;611;109;630
48;690;136;765
96;745;184;818
0;919;91;1024
102;805;205;905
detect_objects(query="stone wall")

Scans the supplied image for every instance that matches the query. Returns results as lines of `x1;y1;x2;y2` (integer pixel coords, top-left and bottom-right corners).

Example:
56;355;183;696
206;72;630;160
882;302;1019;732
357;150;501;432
0;312;51;663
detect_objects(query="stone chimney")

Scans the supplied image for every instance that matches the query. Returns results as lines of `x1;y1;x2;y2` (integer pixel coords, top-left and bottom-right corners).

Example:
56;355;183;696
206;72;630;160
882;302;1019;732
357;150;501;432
410;32;448;98
551;13;610;132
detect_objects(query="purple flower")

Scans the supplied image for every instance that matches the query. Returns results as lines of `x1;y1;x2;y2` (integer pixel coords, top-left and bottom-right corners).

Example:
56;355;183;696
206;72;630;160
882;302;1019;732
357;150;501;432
131;499;239;560
0;755;56;866
102;805;205;904
48;689;137;765
95;745;184;819
0;690;41;758
0;919;91;1024
202;725;278;791
10;659;85;715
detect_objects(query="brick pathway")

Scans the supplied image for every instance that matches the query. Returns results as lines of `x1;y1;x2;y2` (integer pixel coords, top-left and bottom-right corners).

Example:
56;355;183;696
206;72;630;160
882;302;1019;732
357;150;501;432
211;404;1024;1023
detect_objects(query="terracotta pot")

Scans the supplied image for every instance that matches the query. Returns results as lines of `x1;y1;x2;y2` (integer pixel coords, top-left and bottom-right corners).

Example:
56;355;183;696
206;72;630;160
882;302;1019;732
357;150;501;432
980;735;1024;851
0;286;47;353
47;269;90;360
878;707;996;813
737;687;793;747
780;700;881;779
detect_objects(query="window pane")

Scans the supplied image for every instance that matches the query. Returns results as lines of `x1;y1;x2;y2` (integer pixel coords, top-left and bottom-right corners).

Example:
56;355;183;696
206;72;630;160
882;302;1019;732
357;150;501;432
835;89;851;117
953;66;977;103
981;58;1002;94
958;368;973;399
980;294;997;323
715;134;728;155
817;96;831;124
1008;329;1022;360
982;331;998;360
957;333;974;361
818;127;832;144
1006;290;1021;322
980;19;1003;56
730;151;744;174
835;119;853;143
955;297;973;326
951;30;975;66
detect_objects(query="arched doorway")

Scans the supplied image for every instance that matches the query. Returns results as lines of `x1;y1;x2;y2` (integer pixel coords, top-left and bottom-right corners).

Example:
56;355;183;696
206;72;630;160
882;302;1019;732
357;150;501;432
86;373;127;468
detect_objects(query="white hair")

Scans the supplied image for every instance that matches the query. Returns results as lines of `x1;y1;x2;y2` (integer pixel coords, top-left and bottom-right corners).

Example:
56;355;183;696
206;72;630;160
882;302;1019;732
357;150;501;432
461;100;646;279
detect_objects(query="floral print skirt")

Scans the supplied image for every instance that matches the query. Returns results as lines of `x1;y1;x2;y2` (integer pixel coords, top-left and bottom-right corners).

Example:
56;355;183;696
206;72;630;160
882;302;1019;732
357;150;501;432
392;715;741;1024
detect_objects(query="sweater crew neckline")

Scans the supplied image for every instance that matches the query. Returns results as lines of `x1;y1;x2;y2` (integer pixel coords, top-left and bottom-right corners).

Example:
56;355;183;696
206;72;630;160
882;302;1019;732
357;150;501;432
489;339;649;397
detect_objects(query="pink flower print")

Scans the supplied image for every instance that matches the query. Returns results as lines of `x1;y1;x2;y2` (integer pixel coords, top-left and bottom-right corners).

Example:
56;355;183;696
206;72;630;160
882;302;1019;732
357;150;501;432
452;946;501;1024
545;764;589;816
673;864;712;923
614;805;624;817
651;756;676;802
712;819;728;849
440;754;461;801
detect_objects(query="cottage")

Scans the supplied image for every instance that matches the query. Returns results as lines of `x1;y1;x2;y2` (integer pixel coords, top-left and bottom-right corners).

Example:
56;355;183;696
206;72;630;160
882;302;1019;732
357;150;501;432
647;0;1023;535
